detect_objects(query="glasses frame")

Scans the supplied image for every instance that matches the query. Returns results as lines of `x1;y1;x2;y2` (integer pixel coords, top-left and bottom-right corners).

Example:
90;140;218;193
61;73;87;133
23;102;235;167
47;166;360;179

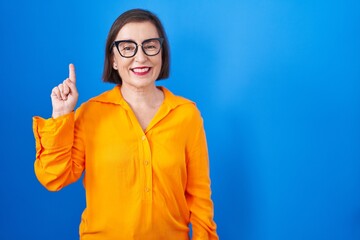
111;37;164;58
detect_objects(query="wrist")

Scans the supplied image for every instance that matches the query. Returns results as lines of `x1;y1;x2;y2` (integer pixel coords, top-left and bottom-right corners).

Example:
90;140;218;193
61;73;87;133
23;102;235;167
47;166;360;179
52;110;72;119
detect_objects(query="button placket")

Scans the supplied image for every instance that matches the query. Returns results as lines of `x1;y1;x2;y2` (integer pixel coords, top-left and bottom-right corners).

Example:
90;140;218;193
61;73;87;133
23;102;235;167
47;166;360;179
141;133;152;198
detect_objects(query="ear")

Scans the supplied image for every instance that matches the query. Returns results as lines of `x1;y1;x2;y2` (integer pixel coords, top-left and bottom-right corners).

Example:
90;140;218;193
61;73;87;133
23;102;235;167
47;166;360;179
112;55;118;70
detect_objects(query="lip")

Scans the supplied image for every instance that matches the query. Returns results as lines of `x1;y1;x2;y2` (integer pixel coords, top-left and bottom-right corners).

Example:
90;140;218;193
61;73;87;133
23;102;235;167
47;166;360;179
131;66;152;76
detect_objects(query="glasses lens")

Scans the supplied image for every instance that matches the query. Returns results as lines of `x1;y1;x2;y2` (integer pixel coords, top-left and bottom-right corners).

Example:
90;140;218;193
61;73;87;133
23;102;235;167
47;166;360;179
118;42;137;57
142;39;162;56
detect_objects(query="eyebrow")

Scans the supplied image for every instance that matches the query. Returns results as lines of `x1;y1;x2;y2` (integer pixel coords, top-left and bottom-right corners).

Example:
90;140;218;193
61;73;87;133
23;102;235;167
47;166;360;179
114;38;160;43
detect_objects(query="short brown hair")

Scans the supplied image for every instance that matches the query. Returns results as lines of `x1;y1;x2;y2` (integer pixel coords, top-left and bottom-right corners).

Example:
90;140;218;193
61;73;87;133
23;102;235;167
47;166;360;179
102;9;170;84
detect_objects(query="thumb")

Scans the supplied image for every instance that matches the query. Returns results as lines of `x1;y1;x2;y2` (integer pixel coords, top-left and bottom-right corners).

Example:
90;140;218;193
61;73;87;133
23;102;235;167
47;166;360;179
69;63;76;83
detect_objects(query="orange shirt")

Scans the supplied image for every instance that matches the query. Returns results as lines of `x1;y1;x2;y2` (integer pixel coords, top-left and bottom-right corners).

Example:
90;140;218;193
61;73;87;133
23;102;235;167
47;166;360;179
33;86;218;240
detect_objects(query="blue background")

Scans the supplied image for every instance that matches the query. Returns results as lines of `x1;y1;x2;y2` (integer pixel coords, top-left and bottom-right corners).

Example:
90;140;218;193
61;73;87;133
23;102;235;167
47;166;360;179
1;0;359;239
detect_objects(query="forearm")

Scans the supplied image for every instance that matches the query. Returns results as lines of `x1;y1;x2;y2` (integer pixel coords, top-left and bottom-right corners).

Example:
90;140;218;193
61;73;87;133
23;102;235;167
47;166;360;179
187;174;218;240
186;124;218;239
33;112;84;191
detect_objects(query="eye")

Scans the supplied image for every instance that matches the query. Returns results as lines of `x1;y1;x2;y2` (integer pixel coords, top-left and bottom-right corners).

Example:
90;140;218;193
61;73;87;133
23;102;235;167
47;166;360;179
143;41;159;50
119;42;136;52
144;44;157;50
122;45;135;51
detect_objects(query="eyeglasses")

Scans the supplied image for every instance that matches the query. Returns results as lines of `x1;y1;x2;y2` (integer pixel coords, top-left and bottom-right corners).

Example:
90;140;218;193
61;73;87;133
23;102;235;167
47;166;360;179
111;38;164;58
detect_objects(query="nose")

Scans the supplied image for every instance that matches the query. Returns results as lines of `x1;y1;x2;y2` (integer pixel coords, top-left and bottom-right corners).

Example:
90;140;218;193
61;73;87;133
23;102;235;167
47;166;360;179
134;45;147;62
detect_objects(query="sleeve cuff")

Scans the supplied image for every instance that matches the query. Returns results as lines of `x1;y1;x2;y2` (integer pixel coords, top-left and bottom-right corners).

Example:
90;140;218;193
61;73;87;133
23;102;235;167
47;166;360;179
33;112;75;149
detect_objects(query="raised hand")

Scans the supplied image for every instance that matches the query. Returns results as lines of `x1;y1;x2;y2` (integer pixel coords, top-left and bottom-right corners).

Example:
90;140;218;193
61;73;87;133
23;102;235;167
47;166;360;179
51;64;79;118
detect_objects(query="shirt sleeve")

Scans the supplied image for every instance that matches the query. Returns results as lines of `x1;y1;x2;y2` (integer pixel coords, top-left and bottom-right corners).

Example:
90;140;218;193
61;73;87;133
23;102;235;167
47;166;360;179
33;111;85;191
185;116;219;240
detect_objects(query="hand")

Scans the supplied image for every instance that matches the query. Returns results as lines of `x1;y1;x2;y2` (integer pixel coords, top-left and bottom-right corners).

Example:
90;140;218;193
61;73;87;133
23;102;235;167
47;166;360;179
51;64;79;118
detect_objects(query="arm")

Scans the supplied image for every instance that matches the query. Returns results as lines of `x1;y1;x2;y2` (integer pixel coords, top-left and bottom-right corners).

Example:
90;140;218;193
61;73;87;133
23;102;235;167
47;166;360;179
33;64;84;191
33;112;85;191
186;118;218;240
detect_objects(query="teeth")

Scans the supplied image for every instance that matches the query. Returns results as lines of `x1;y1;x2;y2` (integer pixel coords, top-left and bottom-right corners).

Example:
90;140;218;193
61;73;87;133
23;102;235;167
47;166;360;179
133;68;149;73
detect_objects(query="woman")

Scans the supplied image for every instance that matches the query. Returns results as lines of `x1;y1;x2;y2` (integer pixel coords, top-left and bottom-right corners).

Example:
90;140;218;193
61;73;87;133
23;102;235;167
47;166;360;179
33;9;218;240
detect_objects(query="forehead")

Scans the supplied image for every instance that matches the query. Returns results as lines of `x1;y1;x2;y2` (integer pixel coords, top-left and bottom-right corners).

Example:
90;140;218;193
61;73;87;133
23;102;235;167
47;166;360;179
115;21;159;41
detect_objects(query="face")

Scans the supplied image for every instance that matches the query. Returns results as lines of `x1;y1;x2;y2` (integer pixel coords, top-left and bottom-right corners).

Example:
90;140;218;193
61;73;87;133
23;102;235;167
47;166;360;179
112;21;162;90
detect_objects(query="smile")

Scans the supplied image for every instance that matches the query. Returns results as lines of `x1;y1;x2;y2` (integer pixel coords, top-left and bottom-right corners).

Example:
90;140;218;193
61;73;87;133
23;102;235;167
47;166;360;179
131;67;151;75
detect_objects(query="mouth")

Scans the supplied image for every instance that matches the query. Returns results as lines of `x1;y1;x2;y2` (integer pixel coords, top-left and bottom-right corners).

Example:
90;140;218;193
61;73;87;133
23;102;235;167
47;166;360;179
131;67;151;76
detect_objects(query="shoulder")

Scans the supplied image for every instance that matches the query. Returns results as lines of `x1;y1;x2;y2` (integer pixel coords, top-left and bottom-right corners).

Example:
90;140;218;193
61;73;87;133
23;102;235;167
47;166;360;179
162;87;203;124
163;87;197;108
75;85;122;118
88;85;122;105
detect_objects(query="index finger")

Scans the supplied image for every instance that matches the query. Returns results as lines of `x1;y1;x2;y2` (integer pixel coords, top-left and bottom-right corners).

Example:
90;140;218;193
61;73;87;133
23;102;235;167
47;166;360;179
69;63;76;83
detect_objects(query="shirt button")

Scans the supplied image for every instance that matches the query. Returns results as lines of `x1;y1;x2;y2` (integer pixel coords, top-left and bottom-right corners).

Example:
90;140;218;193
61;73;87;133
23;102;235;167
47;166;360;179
145;187;150;192
144;160;149;166
142;135;146;141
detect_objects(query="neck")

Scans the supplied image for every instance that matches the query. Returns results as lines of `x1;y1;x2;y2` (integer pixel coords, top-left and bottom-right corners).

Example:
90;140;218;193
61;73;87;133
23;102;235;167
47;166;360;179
120;84;163;108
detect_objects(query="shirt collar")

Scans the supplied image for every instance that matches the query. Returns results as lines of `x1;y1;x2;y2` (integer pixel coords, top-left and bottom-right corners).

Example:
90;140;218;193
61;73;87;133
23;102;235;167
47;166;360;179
89;85;193;110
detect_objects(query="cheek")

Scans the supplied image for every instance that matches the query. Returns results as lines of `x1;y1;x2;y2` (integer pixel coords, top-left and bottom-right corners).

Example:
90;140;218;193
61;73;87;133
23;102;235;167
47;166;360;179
118;65;129;78
117;58;131;70
113;61;129;79
154;56;162;71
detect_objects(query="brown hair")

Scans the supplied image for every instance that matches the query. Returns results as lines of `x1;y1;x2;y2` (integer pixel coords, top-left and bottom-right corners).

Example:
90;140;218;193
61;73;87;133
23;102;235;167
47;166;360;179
102;9;170;84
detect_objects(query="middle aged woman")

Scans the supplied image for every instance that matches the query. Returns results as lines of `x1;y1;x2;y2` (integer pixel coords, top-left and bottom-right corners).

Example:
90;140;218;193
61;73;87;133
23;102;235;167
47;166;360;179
33;8;218;240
